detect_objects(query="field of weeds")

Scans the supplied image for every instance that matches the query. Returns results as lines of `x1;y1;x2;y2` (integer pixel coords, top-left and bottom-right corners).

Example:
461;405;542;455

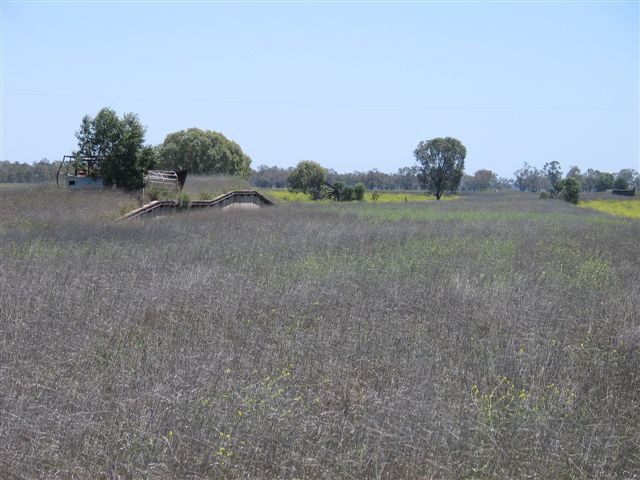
579;197;640;219
1;183;639;478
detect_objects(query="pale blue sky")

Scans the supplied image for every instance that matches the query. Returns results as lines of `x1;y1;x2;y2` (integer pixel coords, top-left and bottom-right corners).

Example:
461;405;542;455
1;1;638;178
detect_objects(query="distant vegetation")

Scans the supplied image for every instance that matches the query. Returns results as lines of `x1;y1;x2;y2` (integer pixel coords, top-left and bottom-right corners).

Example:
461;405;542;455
1;183;638;478
284;137;467;201
0;159;60;183
514;163;639;194
252;164;431;191
3;127;637;202
285;160;366;202
253;163;639;198
264;188;451;203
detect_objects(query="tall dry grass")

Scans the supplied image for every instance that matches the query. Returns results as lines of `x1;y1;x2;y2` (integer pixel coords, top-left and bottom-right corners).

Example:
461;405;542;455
1;185;638;478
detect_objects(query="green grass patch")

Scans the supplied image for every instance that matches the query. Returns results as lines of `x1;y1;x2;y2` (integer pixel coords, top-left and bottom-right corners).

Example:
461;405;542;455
341;204;619;225
286;236;518;286
579;199;640;219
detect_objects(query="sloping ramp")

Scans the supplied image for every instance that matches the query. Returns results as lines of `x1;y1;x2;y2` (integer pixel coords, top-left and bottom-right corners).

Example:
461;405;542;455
190;190;274;209
121;190;274;220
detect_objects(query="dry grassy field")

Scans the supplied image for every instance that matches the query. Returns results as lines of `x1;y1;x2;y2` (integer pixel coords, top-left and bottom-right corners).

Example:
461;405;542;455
1;183;639;478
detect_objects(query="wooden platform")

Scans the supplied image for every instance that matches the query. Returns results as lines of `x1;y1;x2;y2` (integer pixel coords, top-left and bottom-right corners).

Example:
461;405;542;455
120;190;274;220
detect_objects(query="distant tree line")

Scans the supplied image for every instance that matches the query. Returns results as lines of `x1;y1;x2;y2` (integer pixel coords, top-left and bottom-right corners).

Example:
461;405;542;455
251;162;638;196
4;154;637;198
282;137;467;201
249;165;432;190
251;164;514;193
251;165;424;191
513;162;639;193
3;109;637;198
0;159;60;183
4;158;509;193
460;170;514;192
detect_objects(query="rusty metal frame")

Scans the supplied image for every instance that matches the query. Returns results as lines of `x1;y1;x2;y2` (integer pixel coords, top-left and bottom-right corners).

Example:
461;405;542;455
56;154;103;188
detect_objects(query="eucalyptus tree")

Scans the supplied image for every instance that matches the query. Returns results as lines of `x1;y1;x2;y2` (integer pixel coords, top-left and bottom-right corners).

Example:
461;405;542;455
158;128;252;178
414;137;466;199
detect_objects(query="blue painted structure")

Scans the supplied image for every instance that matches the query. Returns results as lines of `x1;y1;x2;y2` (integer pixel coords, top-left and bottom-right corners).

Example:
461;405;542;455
57;154;104;189
63;175;104;189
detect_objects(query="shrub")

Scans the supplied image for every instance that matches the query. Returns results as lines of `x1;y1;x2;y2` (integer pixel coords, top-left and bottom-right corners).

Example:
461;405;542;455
179;191;191;207
146;185;175;202
354;183;365;201
341;185;354;201
326;182;358;202
327;182;344;201
561;178;581;204
542;179;580;204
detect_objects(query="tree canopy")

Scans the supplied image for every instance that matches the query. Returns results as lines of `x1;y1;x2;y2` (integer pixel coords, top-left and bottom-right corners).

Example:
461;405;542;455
543;161;563;188
513;163;548;192
287;160;327;200
462;169;499;191
614;169;638;190
157;128;252;178
76;107;155;190
594;172;615;192
558;177;581;204
414;137;466;199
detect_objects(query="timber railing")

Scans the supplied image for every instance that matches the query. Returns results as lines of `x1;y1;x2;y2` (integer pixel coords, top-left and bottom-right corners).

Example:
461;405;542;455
611;187;636;197
120;190;274;220
190;190;274;209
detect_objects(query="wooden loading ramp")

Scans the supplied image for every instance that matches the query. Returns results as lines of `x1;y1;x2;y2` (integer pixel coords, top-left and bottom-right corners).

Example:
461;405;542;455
120;190;274;220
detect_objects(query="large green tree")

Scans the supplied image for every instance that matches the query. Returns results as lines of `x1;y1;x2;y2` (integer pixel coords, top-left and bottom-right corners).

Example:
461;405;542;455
287;160;327;200
414;137;466;199
157;128;252;178
76;107;155;190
